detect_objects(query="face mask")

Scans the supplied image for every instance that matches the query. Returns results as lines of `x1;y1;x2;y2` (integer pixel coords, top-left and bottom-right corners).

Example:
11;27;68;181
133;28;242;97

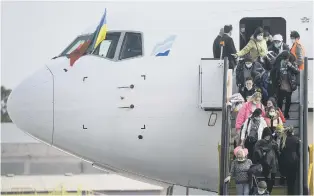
258;188;266;194
269;112;276;116
245;63;252;68
252;101;257;105
274;42;282;48
291;39;296;44
257;35;263;41
246;85;252;90
254;116;261;120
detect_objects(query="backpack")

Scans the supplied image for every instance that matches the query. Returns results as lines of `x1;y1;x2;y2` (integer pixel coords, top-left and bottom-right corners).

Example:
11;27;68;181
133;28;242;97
245;118;259;143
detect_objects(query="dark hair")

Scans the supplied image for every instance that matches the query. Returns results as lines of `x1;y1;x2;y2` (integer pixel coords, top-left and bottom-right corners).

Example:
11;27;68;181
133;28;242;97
246;77;253;81
244;54;253;62
262;127;272;139
290;31;300;39
224;25;233;34
263;26;271;34
253;27;264;38
268;97;277;107
264;31;270;38
289;53;296;63
252;108;262;117
280;50;291;60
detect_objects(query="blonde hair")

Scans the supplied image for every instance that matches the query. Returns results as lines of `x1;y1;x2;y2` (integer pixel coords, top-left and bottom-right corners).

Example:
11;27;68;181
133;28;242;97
249;92;262;102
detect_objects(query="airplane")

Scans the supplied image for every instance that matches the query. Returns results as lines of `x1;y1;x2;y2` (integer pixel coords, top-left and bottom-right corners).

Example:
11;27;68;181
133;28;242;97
6;1;313;194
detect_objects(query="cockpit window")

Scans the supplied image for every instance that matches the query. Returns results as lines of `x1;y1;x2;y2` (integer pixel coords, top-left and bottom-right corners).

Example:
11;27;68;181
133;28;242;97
59;31;142;61
93;32;121;59
119;32;143;60
60;34;92;56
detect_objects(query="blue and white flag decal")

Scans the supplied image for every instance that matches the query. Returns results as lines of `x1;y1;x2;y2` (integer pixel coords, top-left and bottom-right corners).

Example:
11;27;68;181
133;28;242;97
151;35;176;57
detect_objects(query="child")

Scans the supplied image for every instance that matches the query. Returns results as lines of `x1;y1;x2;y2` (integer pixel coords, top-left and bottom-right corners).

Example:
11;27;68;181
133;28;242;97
252;181;270;195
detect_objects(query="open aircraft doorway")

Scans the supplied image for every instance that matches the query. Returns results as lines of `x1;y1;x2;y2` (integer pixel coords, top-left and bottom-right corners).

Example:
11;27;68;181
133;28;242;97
239;17;286;50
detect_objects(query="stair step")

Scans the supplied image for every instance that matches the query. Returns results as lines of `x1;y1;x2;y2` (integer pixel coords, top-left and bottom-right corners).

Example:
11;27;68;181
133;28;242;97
284;119;300;127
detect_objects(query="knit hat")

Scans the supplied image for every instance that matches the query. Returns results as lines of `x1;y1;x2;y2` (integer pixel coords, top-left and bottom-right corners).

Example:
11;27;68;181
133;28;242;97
273;34;283;41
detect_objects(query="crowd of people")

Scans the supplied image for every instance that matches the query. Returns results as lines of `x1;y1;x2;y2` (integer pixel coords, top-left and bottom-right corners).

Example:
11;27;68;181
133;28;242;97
215;25;306;195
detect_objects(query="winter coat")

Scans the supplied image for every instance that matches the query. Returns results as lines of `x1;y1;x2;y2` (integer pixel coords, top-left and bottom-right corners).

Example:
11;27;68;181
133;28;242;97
213;35;222;58
254;71;269;103
279;135;300;176
229;159;253;184
265;102;286;123
270;56;300;94
254;137;279;174
236;60;265;88
221;34;237;69
237;37;268;61
264;115;283;130
235;102;266;130
268;43;290;56
240;117;268;141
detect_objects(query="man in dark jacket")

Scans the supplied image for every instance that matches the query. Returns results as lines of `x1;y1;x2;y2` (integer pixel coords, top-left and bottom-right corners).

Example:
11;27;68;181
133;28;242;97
253;127;279;194
221;25;237;70
279;127;300;195
213;28;224;58
268;34;290;56
270;51;299;118
236;54;265;90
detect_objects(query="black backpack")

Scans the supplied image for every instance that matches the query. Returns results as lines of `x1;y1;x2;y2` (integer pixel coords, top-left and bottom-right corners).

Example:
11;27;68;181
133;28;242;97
245;118;259;143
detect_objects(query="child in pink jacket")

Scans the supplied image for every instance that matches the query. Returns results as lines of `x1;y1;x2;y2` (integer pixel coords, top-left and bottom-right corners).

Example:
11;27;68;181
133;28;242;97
236;92;266;132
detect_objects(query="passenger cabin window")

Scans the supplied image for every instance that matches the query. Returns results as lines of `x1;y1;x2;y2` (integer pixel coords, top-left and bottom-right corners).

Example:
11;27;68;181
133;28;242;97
239;17;286;50
119;32;143;60
93;32;121;59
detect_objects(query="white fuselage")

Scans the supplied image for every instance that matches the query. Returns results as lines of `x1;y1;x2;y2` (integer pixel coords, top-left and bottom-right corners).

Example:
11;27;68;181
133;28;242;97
7;1;313;192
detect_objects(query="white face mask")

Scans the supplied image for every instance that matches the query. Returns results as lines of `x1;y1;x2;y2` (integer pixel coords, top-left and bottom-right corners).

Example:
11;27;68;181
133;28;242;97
245;63;252;68
254;116;261;120
291;39;296;44
257;35;263;41
252;101;257;105
269;112;276;116
274;42;282;48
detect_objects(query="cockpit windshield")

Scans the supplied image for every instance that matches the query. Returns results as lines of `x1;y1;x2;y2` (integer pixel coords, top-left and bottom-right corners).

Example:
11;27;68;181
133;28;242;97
59;32;121;60
60;34;92;56
58;31;143;61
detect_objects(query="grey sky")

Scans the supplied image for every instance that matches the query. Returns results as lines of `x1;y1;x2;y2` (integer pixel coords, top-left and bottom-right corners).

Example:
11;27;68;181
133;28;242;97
1;1;126;89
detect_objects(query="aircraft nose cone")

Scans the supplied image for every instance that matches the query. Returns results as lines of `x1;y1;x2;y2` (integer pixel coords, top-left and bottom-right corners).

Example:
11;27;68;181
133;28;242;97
7;66;54;144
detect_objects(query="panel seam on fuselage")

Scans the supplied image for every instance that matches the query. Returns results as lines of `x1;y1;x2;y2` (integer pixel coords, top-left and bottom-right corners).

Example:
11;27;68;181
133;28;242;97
46;65;55;145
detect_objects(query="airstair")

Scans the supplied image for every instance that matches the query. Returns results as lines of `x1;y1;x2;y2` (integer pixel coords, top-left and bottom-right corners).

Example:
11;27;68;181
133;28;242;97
199;56;312;195
227;57;312;195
